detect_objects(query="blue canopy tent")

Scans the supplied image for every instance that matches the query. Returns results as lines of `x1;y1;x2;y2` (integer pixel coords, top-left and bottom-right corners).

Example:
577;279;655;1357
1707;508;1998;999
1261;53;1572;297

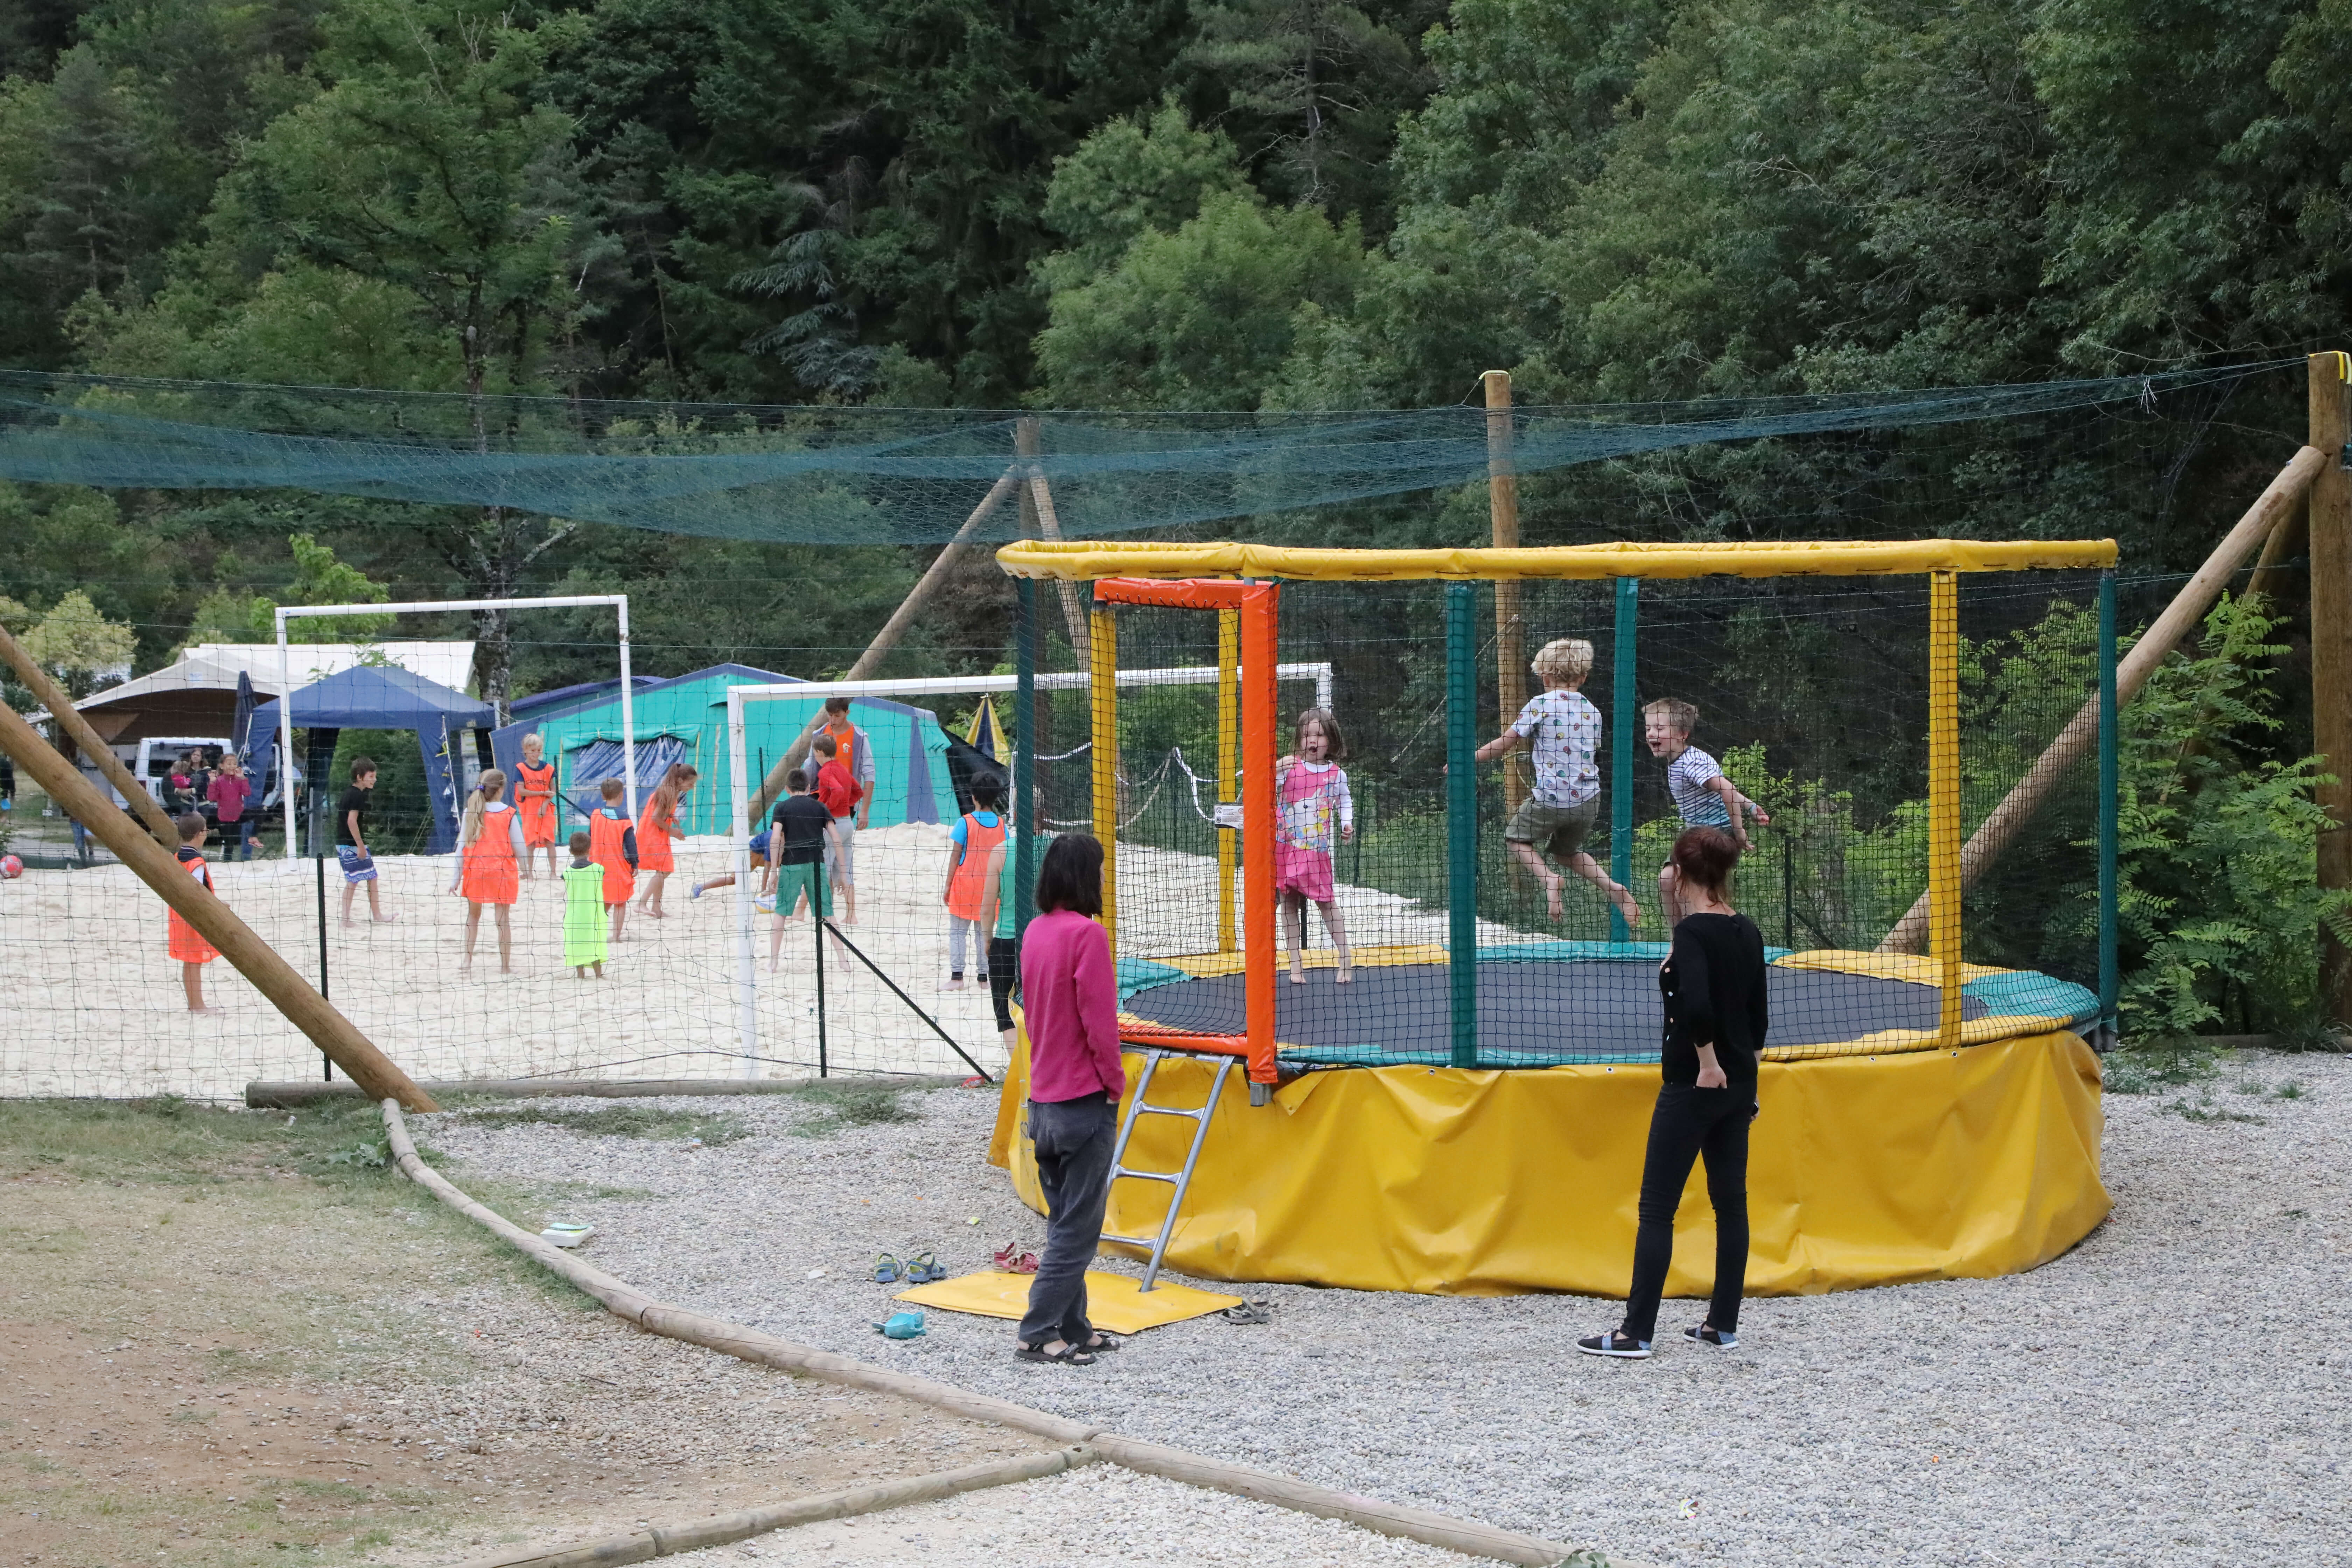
252;665;493;854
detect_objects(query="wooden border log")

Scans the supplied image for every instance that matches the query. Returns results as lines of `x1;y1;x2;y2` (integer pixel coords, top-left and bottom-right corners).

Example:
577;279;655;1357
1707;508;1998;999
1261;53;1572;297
380;1100;1630;1568
244;1073;972;1107
1879;444;2329;955
451;1447;1098;1568
747;467;1021;821
0;621;178;848
0;694;436;1108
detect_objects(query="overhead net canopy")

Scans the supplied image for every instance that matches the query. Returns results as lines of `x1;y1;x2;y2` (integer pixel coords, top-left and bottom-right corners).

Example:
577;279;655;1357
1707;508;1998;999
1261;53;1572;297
0;363;2302;544
1021;550;2121;1073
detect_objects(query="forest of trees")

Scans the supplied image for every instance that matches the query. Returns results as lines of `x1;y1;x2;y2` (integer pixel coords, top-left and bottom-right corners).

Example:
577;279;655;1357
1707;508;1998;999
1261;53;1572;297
6;0;2352;1029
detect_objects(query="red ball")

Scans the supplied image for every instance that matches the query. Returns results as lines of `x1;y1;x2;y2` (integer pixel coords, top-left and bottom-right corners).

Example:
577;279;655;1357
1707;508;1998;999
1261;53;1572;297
0;854;22;880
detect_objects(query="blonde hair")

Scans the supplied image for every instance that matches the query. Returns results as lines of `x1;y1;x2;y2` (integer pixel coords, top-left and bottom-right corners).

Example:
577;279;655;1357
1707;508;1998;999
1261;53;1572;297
1643;697;1700;735
1531;638;1594;686
521;731;545;757
461;769;507;847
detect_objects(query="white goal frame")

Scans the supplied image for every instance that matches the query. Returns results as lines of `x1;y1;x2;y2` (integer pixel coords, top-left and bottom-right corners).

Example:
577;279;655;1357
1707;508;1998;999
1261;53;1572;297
720;662;1333;1076
275;595;634;858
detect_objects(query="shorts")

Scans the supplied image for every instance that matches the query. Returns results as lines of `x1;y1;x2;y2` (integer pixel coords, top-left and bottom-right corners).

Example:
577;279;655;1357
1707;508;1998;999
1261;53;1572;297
1505;796;1597;862
825;817;856;884
779;860;832;917
336;845;378;883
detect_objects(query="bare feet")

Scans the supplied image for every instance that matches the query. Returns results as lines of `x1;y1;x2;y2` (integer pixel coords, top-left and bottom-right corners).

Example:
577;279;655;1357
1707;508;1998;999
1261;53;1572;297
1545;874;1566;920
1611;886;1642;929
1335;965;1353;985
1288;968;1306;986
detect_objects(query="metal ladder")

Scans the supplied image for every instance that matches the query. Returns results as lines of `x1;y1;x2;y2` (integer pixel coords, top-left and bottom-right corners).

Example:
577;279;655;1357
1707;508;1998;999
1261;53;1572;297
1100;1049;1235;1292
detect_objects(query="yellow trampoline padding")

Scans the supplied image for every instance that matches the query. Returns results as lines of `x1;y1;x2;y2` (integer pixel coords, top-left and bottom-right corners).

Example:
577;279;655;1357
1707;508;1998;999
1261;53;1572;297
996;538;2120;583
894;1270;1241;1332
989;1032;2108;1298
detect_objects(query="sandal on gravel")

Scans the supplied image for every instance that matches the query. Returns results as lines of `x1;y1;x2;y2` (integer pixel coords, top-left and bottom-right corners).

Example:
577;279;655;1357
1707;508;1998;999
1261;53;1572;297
873;1253;903;1283
992;1242;1039;1274
902;1251;947;1284
1015;1340;1096;1367
1220;1298;1272;1325
1576;1330;1651;1359
1683;1324;1738;1348
1079;1332;1123;1353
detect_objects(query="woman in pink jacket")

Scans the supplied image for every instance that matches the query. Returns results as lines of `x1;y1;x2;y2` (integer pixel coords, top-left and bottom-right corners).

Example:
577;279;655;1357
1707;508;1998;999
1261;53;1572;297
1015;833;1127;1367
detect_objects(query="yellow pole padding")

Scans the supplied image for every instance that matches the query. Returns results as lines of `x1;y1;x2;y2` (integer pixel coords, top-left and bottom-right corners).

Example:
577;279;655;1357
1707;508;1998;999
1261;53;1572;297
996;537;2118;583
1927;570;1963;1045
1090;602;1119;972
1217;605;1240;954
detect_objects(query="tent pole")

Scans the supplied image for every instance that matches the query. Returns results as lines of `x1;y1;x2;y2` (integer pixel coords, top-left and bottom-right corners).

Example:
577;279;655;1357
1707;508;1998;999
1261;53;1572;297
278;612;297;860
618;598;638;826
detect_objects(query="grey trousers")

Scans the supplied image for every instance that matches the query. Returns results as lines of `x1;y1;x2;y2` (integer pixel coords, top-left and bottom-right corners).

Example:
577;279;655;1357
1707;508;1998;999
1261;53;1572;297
1018;1092;1117;1348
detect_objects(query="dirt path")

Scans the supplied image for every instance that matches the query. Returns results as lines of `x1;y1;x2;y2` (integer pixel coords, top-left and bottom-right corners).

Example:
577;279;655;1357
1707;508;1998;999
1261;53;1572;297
0;1100;1048;1568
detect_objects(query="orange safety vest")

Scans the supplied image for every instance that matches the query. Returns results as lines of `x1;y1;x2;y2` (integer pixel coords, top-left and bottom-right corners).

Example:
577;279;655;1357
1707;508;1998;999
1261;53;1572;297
512;758;557;844
167;849;217;963
588;806;634;902
824;719;858;785
945;811;1006;919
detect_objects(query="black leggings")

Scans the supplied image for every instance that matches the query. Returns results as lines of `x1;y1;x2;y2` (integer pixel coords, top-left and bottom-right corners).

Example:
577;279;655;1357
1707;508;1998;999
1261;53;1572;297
987;936;1020;1033
1620;1083;1752;1343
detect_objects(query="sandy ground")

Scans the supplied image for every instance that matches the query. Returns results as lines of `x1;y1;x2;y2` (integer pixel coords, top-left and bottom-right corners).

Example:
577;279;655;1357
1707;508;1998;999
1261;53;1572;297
0;828;1522;1102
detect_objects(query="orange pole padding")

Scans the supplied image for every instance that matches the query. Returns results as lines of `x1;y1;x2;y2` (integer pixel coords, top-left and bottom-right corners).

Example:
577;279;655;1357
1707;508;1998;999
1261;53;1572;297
1238;581;1281;1085
1093;576;1264;609
1118;1025;1251;1057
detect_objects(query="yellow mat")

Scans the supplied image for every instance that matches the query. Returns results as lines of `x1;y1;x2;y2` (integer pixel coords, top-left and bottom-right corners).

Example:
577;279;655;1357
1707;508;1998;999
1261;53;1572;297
895;1270;1241;1333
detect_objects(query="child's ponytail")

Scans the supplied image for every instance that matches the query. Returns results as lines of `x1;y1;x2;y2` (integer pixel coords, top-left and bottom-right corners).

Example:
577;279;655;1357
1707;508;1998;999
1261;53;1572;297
461;769;507;848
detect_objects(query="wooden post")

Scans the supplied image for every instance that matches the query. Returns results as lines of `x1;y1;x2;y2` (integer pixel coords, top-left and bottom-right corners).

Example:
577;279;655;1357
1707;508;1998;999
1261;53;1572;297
1484;372;1527;811
1879;445;2328;953
746;468;1019;821
1018;417;1093;669
0;623;177;848
0;695;438;1110
2309;352;2352;1025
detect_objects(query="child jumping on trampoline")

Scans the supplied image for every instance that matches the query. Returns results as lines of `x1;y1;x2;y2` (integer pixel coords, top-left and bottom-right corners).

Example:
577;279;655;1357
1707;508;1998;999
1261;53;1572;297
587;777;639;941
448;769;524;974
1275;707;1355;984
561;829;607;978
513;732;560;880
167;812;218;1012
1643;699;1768;925
1474;638;1642;930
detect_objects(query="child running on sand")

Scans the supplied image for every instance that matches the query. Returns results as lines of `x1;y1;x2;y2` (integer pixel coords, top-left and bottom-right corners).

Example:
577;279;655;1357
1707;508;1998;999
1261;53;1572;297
586;778;639;941
449;769;524;974
1474;638;1641;929
635;762;696;919
167;812;218;1012
1643;698;1769;925
1274;708;1355;985
769;768;846;970
512;733;560;879
942;776;1007;990
561;829;607;978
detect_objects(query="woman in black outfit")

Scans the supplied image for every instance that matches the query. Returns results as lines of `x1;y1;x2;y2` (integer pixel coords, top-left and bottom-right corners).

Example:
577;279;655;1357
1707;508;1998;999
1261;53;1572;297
1580;825;1769;1359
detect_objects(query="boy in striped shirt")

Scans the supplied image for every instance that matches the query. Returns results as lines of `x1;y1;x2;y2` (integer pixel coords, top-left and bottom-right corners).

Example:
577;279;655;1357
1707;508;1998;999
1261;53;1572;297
1643;698;1768;924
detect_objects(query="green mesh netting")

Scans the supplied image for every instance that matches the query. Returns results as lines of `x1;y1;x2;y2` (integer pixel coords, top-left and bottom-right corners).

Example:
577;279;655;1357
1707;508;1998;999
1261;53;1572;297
0;363;2299;544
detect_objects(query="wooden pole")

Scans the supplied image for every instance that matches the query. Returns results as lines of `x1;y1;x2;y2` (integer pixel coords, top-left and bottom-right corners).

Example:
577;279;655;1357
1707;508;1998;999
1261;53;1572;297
1017;417;1093;668
1484;371;1528;812
0;695;437;1109
746;468;1019;821
2308;352;2352;1024
1880;444;2328;954
0;622;177;849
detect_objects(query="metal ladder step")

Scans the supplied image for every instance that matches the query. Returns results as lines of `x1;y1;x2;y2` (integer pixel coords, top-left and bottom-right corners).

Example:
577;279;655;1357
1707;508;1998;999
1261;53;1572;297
1101;1048;1234;1292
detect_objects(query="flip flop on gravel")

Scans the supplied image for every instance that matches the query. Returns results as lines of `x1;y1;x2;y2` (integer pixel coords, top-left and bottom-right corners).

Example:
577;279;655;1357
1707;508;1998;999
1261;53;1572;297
902;1252;947;1284
1015;1341;1096;1366
872;1253;902;1283
1220;1299;1272;1325
993;1242;1038;1274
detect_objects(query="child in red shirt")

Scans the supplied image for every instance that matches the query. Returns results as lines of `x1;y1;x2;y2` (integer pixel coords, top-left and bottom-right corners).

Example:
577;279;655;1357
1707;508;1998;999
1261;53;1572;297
811;731;862;924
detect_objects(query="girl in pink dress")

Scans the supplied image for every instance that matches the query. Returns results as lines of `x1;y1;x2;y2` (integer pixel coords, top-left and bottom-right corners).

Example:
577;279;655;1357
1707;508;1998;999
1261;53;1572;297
1275;707;1354;985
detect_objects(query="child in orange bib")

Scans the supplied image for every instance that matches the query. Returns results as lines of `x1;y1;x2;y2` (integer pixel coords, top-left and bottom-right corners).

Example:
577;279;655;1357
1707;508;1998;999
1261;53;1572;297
450;769;525;973
941;776;1006;990
587;777;639;941
166;813;218;1011
635;762;696;919
512;733;560;878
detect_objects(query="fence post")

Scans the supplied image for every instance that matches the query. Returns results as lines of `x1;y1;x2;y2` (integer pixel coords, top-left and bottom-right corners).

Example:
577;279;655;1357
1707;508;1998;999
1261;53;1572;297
2098;568;2119;1046
1088;595;1118;974
1015;580;1038;939
2307;352;2352;1026
1611;577;1638;945
1446;584;1478;1069
1928;571;1963;1045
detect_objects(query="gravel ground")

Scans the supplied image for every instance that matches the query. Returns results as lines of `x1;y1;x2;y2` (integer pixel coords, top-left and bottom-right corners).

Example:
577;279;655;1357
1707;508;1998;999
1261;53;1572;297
655;1464;1474;1566
419;1050;2352;1568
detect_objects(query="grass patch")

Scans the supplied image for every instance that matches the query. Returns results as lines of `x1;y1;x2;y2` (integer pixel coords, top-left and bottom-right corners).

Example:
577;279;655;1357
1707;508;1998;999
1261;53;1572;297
2103;1040;2222;1096
0;1094;402;1185
2160;1094;2267;1125
788;1079;917;1136
451;1104;750;1145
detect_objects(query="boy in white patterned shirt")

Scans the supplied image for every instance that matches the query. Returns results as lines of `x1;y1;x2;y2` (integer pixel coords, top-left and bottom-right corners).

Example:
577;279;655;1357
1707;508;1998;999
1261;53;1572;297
1473;638;1642;928
1643;697;1769;924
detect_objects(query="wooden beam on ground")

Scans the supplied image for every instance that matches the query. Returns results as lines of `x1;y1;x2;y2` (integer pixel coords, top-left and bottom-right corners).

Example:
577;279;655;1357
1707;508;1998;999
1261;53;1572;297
1879;443;2329;955
0;695;437;1110
0;622;177;849
1485;371;1530;813
745;468;1020;821
2308;353;2352;1023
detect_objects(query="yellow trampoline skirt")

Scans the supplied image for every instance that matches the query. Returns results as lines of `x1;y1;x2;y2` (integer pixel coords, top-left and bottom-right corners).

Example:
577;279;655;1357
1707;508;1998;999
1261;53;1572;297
989;1031;2109;1298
